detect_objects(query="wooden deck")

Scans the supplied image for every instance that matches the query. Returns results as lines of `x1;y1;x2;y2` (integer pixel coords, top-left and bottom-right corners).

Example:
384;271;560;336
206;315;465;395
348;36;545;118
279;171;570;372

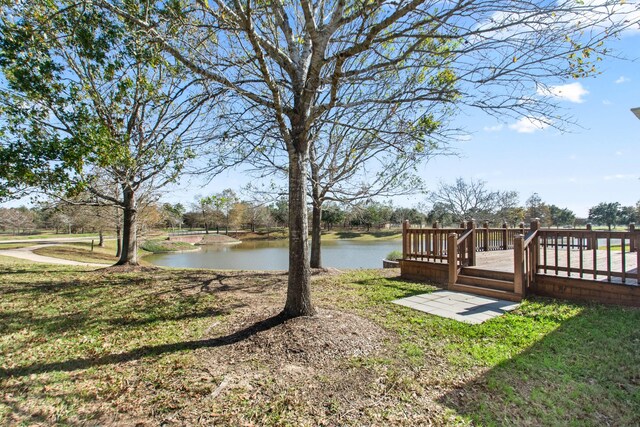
476;249;638;286
401;222;640;305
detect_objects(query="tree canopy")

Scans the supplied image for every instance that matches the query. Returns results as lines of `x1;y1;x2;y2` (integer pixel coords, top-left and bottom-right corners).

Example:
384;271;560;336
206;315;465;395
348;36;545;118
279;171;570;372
0;1;215;264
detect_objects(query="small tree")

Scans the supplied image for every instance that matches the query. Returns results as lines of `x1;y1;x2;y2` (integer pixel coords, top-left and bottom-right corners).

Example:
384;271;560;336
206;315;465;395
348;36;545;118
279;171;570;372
589;202;621;230
618;205;637;225
162;203;186;231
549;205;576;228
0;2;214;265
525;193;552;226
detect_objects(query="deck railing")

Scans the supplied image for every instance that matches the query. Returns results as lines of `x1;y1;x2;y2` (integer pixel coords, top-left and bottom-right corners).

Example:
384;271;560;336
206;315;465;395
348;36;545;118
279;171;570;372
514;227;540;297
403;220;639;286
538;229;640;284
402;220;528;260
402;222;464;263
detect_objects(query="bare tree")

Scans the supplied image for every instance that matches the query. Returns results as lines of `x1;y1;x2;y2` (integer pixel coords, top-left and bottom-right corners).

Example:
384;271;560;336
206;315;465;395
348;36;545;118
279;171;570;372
428;178;519;223
96;0;638;316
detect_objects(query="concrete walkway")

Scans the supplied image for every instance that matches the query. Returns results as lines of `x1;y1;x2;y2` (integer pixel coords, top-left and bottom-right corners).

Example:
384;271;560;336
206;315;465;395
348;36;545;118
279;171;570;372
393;290;520;324
0;244;107;267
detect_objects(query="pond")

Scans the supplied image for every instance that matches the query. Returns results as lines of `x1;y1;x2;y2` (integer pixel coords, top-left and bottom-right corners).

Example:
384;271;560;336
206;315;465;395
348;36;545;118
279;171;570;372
145;239;402;270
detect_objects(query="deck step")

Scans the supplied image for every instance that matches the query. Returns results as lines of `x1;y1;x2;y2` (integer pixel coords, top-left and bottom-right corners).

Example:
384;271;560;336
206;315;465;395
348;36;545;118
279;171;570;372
460;267;514;282
456;274;514;292
449;283;522;302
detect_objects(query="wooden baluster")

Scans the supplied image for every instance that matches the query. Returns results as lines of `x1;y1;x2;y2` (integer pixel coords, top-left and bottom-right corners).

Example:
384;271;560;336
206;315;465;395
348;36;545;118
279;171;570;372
579;233;584;278
554;232;559;276
483;221;489;252
606;235;611;282
629;222;636;252
621;235;626;284
592;230;597;280
502;222;508;250
514;234;525;297
530;219;540;277
467;219;476;267
566;231;571;278
543;231;548;274
448;233;458;286
586;223;593;250
402;220;409;260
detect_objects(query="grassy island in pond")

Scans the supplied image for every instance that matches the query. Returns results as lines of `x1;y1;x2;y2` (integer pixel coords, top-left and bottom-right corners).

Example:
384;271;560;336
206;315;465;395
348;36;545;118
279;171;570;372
0;256;638;426
140;240;200;253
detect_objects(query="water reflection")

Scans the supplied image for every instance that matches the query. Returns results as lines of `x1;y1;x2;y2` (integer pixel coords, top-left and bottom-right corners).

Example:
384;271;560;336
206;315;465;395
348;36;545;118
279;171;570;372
146;239;402;270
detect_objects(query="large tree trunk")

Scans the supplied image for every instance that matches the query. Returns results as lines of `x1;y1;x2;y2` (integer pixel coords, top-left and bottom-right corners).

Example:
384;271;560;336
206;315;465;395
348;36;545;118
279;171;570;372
98;229;105;247
283;148;315;317
115;225;122;258
309;158;323;269
116;188;138;265
310;199;323;269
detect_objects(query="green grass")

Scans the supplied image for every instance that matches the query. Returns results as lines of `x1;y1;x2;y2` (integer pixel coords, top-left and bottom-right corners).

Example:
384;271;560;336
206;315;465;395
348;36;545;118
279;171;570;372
0;243;35;250
321;230;402;241
32;242;118;264
385;250;403;261
324;271;640;426
0;232;106;241
598;244;631;251
1;261;638;425
0;261;223;425
140;239;198;253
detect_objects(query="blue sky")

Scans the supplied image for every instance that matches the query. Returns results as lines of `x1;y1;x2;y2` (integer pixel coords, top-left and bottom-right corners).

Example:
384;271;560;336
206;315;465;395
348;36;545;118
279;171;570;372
165;30;639;218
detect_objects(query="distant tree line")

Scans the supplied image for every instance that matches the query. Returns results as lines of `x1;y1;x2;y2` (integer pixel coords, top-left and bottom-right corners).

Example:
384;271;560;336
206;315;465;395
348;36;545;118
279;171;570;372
4;184;638;239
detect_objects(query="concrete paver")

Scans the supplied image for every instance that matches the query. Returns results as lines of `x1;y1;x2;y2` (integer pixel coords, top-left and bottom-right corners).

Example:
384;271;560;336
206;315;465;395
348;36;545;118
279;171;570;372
393;290;520;324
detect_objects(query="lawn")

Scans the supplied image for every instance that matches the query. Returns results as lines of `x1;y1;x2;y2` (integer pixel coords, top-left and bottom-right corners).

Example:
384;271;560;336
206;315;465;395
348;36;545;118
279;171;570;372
0;232;106;241
321;229;402;240
0;257;638;425
32;241;120;264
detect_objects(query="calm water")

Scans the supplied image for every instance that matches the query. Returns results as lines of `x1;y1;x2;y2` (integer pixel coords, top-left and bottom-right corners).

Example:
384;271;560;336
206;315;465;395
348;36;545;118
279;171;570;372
146;239;402;270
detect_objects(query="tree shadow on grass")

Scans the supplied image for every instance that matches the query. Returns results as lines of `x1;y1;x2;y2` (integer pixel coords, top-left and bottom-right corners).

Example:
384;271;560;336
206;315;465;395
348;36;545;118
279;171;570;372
351;274;439;300
438;302;640;425
1;312;288;378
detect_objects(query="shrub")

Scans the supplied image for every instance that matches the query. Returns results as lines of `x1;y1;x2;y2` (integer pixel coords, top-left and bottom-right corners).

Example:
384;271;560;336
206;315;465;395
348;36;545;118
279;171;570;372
386;250;403;261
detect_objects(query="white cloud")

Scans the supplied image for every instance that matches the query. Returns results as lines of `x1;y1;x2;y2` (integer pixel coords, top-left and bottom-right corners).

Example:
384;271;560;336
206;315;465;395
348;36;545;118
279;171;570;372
615;76;630;84
565;0;640;36
476;1;640;42
483;124;504;132
603;174;636;181
569;154;577;160
602;100;612;106
509;117;551;133
536;82;589;103
615;150;623;156
568;177;578;183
